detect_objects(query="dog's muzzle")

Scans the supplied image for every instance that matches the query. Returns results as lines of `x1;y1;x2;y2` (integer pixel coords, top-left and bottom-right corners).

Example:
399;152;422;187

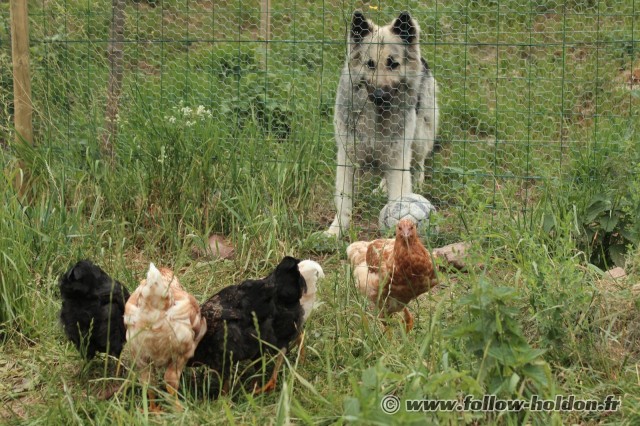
369;88;393;108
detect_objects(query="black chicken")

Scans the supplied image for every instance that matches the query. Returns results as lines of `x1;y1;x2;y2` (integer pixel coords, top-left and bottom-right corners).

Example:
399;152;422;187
189;256;307;393
59;260;130;359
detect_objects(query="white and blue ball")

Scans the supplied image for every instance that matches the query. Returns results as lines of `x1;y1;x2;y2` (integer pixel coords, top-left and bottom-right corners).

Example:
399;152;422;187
378;194;437;234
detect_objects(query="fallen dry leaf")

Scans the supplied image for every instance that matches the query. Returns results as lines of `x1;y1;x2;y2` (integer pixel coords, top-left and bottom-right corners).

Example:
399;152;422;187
191;234;235;260
203;234;235;260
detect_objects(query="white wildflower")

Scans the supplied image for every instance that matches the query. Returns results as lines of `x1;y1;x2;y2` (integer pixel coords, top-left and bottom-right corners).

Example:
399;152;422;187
185;120;195;127
196;105;206;116
168;116;176;124
158;145;167;164
181;106;192;116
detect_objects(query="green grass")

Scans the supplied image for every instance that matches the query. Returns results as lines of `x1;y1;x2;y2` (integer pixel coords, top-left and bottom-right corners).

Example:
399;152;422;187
1;0;640;423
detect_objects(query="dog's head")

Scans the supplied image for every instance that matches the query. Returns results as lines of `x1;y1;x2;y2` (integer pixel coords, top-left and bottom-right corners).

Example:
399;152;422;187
347;11;423;109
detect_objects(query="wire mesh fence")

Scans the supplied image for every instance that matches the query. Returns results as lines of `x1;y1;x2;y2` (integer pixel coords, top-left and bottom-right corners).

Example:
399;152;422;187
0;0;638;236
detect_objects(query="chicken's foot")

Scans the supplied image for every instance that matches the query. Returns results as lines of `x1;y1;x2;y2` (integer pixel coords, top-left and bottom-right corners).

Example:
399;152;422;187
253;349;285;395
295;331;306;364
402;307;414;333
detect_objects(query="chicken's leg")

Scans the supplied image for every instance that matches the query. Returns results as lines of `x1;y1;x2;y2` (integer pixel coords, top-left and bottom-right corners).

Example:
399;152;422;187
221;379;230;396
164;362;184;411
253;349;286;394
148;391;161;412
402;307;414;333
295;331;306;364
140;365;161;413
97;358;126;400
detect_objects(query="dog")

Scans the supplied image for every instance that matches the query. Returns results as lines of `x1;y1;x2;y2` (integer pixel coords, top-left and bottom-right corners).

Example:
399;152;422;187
326;11;439;237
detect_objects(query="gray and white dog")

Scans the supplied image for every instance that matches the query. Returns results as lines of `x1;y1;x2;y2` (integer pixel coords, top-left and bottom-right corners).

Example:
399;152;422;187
326;11;439;237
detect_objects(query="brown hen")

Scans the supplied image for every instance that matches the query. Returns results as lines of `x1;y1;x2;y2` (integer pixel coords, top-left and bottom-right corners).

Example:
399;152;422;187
347;218;437;331
124;263;206;411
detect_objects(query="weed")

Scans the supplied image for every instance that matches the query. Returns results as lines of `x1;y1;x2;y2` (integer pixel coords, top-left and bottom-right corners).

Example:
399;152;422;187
447;277;554;398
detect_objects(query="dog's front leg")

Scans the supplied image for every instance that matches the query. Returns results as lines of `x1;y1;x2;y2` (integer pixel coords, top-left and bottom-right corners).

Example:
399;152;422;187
385;140;413;202
326;144;354;237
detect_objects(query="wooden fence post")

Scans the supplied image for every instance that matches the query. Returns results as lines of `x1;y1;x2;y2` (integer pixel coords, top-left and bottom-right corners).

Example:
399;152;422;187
260;0;271;69
9;0;33;194
9;0;32;146
101;0;126;162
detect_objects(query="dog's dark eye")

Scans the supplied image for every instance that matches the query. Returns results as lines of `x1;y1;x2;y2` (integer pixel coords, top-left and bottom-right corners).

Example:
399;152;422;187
366;59;375;69
387;57;400;70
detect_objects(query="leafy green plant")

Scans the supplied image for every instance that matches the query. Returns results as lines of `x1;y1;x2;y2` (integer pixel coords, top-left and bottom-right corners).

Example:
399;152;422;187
207;44;259;78
219;74;293;140
511;226;599;365
581;192;639;268
447;277;554;398
538;132;640;270
573;136;640;269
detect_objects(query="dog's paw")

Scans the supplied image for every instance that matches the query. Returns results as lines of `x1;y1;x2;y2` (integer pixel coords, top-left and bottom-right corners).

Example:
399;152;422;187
323;227;341;238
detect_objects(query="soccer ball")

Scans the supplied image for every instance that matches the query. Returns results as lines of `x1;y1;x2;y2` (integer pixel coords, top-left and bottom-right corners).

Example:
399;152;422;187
378;194;437;234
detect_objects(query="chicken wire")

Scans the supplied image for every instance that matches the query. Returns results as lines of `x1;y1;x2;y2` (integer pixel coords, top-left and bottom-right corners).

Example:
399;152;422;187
1;0;638;232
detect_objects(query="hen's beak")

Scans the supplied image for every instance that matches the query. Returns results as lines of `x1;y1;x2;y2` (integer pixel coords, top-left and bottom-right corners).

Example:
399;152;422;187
401;226;413;239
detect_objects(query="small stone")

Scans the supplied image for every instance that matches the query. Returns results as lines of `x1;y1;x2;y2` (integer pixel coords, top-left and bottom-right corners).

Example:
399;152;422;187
605;267;627;280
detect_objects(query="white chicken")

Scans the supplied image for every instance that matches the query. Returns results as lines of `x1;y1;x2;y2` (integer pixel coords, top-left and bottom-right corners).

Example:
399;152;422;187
298;260;325;323
295;259;325;360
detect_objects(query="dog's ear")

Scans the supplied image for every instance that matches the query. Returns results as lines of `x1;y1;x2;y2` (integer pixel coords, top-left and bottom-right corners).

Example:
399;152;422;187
391;11;419;44
350;10;371;44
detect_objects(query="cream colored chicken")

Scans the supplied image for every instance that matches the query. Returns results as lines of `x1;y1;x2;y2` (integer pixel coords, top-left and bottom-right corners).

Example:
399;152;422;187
124;263;206;411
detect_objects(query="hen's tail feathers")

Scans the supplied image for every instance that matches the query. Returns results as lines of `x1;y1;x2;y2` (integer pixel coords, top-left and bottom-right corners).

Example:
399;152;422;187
346;243;380;299
352;261;379;298
346;241;369;266
146;262;163;286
